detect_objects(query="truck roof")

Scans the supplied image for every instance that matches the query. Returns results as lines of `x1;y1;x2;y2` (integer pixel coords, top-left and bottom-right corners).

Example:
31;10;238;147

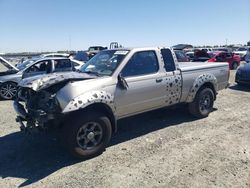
103;47;171;51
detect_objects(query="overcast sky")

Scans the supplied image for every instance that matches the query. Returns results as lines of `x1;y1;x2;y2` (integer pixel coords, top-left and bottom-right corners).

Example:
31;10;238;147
0;0;249;52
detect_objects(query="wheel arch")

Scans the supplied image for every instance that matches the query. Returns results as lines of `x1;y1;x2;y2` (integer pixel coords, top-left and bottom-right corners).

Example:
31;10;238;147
187;74;218;103
63;102;117;134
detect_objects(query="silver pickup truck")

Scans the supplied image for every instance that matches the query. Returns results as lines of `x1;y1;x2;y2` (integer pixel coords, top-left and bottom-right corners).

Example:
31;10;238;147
14;47;229;159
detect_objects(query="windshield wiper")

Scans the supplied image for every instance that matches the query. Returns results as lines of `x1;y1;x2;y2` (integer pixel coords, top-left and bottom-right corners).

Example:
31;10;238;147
81;71;101;76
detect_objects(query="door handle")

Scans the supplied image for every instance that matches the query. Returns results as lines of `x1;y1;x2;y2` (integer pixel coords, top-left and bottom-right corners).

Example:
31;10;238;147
156;78;163;83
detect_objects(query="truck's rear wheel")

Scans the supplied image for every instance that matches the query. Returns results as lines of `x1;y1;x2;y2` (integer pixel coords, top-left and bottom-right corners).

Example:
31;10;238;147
62;111;112;159
188;88;214;118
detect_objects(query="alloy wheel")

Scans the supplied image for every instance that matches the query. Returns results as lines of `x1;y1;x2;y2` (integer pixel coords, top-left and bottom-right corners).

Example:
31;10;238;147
199;93;211;113
0;83;17;100
76;122;103;150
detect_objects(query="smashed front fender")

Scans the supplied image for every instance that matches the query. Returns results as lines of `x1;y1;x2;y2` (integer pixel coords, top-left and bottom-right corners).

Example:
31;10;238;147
62;90;115;113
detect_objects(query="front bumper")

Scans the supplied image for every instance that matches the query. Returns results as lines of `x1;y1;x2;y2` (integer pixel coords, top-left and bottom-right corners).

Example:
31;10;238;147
13;100;57;132
13;100;28;119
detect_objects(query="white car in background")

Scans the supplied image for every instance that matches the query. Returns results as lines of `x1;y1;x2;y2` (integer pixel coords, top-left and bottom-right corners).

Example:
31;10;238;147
234;47;250;60
0;57;83;99
40;53;70;58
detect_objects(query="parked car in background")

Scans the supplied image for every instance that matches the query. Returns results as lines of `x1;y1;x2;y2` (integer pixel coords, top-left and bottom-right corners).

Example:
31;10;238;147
172;44;193;51
235;63;250;85
87;46;108;59
185;51;195;61
234;46;249;60
73;51;89;62
192;49;211;62
0;57;76;100
16;53;71;66
208;51;241;70
195;48;213;52
40;53;70;58
213;48;231;52
174;50;189;62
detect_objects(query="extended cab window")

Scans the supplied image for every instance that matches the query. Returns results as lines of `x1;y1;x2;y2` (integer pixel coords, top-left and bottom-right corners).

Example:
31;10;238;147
121;51;159;77
161;49;176;72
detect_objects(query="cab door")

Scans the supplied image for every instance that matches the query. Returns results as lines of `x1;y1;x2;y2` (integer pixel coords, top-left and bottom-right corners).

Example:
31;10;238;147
114;50;166;118
161;48;182;106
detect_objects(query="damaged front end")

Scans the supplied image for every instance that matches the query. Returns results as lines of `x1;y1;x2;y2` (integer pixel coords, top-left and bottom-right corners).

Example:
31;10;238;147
13;72;97;133
14;86;63;133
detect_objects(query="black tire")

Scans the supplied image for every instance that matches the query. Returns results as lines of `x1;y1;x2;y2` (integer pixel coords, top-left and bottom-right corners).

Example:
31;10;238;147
188;87;215;118
62;111;112;159
0;82;17;100
232;62;238;70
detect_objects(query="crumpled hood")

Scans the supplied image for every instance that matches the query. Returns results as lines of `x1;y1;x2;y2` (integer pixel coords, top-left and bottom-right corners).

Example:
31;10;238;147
18;71;96;91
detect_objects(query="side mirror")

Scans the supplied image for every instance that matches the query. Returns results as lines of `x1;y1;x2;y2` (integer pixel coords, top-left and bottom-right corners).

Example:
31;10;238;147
118;74;128;90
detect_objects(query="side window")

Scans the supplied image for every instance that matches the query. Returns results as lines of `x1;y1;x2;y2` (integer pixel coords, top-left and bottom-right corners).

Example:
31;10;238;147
161;49;176;72
175;51;186;61
54;59;72;71
219;53;226;60
226;53;232;58
121;51;159;77
26;60;51;73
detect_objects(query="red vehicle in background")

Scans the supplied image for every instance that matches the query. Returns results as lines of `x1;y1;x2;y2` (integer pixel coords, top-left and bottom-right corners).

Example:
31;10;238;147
208;51;241;70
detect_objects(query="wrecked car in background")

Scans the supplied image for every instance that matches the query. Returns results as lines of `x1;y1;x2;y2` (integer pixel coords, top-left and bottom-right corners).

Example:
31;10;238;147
14;47;229;159
0;57;78;100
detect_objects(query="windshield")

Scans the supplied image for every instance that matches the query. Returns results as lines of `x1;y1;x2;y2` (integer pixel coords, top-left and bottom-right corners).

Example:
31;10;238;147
79;50;129;76
16;59;37;70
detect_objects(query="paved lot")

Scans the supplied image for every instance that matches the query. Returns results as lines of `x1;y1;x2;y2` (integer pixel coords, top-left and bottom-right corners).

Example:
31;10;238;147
0;68;249;188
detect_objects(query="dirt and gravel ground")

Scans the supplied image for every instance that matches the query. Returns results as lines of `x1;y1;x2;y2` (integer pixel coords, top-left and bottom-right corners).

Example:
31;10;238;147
0;65;249;188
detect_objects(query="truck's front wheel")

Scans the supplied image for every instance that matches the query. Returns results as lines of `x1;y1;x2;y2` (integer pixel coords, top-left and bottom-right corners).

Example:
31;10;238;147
62;111;112;159
188;87;214;118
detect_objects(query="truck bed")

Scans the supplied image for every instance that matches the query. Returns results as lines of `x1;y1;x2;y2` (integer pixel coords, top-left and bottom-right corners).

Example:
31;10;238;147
178;61;229;103
178;62;228;72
